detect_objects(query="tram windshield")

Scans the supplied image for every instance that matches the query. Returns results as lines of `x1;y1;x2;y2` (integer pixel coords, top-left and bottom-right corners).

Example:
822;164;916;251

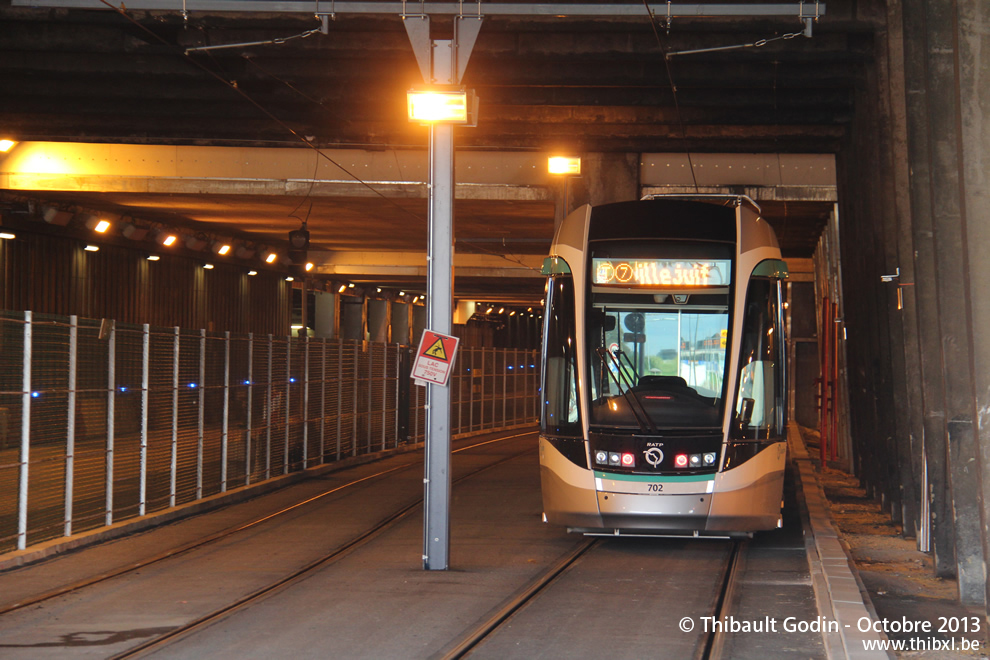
588;306;729;430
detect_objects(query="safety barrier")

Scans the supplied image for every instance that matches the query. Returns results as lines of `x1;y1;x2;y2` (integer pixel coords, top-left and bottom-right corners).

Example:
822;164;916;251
0;311;540;553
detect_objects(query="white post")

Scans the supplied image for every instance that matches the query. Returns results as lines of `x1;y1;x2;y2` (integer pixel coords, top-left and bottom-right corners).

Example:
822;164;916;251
17;311;32;550
303;336;310;469
197;328;205;499
337;341;343;461
284;337;291;474
382;345;388;451
265;334;273;480
139;323;149;516
221;330;230;492
320;339;327;463
352;343;359;457
64;315;77;537
246;332;254;485
170;327;179;507
106;321;115;526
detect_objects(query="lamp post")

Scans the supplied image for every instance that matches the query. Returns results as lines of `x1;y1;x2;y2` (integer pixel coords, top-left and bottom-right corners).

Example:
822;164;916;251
405;15;481;570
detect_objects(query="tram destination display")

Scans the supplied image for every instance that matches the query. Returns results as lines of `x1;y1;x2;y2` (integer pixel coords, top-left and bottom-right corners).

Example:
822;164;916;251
592;258;731;287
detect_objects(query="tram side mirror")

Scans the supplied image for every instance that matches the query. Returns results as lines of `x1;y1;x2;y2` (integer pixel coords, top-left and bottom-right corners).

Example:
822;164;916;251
739;398;755;426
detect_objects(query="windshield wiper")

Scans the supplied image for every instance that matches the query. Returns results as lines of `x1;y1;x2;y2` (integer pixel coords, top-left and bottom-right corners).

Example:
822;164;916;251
595;347;658;434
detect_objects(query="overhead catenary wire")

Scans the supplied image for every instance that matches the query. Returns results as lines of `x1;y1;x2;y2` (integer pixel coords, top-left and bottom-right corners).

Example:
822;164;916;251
642;0;700;193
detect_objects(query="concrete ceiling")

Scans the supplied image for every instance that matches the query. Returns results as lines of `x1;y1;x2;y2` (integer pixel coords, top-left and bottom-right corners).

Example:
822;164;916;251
0;1;870;304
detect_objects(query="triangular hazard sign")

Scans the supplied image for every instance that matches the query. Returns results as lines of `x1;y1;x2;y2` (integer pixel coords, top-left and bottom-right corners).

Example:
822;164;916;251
424;337;448;361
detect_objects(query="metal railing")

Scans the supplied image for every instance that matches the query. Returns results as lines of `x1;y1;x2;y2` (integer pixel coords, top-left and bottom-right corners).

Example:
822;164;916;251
0;311;540;554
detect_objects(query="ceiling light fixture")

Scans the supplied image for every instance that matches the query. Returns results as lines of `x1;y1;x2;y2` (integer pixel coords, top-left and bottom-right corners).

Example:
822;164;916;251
265;252;277;264
548;156;582;175
84;245;99;252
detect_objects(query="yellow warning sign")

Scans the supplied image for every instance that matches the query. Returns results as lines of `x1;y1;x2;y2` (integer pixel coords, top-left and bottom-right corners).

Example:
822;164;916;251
424;337;448;361
413;330;460;387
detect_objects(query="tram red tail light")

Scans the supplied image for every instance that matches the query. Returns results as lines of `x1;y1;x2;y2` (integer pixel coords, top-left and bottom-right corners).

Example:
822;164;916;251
674;454;688;468
621;452;635;467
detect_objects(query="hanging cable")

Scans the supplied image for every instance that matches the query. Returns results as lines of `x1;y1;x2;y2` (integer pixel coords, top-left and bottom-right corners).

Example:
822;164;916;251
185;26;323;54
642;0;699;192
666;31;805;58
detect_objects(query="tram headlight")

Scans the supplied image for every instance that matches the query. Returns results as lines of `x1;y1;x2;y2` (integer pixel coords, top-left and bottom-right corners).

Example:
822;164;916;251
595;450;609;465
608;452;621;466
703;452;717;466
689;454;702;468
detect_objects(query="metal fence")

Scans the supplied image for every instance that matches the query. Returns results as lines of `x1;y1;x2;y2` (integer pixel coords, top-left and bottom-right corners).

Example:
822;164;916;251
0;310;540;554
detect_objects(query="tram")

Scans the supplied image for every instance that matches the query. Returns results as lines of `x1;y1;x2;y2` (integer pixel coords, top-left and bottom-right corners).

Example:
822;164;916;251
539;195;788;535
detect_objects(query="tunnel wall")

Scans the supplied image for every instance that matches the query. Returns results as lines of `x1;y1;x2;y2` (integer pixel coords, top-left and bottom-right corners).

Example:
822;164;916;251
0;224;291;336
836;0;990;608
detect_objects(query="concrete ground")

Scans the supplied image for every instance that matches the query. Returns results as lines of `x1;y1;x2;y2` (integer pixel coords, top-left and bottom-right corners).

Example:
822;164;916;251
801;426;989;659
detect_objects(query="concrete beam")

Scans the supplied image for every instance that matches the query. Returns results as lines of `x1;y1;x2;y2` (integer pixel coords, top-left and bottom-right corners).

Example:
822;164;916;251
0;142;559;195
314;251;543;279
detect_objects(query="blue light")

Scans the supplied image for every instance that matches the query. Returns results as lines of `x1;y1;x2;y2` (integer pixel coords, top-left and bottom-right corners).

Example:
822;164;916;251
188;382;198;389
31;391;41;398
119;386;128;393
508;366;514;370
243;380;251;386
289;377;297;383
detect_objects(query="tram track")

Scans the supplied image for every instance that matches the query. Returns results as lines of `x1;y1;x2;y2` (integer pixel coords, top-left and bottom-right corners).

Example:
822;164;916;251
439;537;600;659
0;431;536;620
697;539;747;660
441;536;747;660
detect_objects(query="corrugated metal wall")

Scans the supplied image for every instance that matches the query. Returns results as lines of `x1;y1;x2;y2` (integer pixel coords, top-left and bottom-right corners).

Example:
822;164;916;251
1;230;289;335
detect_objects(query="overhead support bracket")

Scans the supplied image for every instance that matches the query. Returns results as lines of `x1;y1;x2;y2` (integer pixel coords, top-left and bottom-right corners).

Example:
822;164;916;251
11;0;825;20
455;16;484;84
403;15;433;83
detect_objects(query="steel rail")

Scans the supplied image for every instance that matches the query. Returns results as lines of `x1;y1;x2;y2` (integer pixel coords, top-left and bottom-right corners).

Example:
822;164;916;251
438;537;599;659
696;539;748;660
0;429;536;617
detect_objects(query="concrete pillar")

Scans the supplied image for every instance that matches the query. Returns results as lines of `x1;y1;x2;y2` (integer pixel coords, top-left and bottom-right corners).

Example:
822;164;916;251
901;0;987;602
340;296;366;341
883;0;923;537
313;290;337;339
874;0;920;530
923;0;983;604
411;304;426;345
955;0;990;611
367;299;389;343
391;301;411;346
901;0;956;578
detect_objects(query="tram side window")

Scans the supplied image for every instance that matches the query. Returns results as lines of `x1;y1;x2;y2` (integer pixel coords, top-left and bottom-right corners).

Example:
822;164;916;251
732;275;785;440
541;276;582;435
